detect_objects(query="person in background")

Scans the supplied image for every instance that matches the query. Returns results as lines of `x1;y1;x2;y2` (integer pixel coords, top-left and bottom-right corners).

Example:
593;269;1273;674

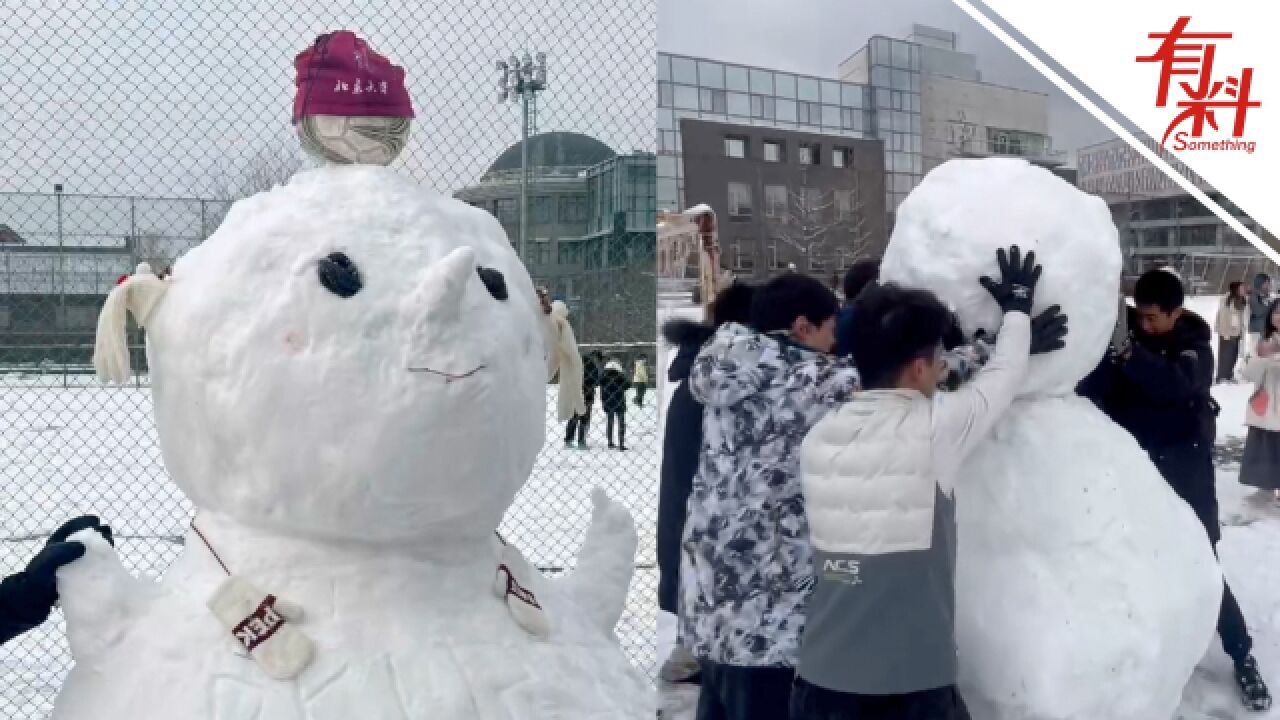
633;357;650;407
833;259;880;358
601;357;629;451
1217;281;1248;384
1247;273;1273;362
538;287;585;427
794;247;1065;720
2;516;113;646
1240;299;1280;504
565;351;601;449
656;282;756;688
1080;269;1271;712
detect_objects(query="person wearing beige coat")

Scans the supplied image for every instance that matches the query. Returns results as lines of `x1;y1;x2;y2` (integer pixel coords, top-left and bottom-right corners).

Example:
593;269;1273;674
1216;282;1249;383
1240;299;1280;498
537;288;585;423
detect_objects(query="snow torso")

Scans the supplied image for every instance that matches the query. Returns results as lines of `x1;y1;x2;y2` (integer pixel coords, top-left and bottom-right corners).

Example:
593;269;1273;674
54;516;649;720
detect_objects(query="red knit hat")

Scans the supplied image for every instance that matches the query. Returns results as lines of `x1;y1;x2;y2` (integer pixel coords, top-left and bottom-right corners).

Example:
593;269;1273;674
292;31;415;123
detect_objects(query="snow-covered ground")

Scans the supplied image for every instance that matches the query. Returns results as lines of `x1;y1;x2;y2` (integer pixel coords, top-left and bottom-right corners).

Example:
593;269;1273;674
0;381;658;718
655;296;1280;720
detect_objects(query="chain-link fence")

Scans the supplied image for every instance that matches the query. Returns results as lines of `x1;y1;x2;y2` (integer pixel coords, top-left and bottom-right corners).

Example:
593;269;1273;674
0;1;657;716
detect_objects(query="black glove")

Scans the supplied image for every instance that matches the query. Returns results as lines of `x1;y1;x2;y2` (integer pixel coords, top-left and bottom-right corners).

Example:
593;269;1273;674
22;515;114;607
980;245;1042;316
1029;305;1069;355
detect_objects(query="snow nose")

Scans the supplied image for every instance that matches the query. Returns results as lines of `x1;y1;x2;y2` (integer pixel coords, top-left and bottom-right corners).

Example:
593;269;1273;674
404;247;485;375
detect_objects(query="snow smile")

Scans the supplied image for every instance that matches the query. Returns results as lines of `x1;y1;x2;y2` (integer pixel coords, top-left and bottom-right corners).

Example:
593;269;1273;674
407;365;486;382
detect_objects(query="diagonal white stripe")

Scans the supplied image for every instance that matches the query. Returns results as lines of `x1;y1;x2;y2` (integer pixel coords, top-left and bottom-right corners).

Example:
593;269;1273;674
952;0;1280;265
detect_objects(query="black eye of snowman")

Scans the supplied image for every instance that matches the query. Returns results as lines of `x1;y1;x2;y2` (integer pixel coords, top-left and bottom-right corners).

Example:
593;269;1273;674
477;266;508;301
317;252;362;298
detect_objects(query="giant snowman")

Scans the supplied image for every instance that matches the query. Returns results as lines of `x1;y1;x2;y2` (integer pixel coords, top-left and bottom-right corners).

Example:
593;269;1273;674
50;31;651;720
879;158;1222;719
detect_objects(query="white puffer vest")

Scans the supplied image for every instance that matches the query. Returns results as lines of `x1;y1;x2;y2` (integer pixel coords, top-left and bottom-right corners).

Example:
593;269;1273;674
803;389;938;556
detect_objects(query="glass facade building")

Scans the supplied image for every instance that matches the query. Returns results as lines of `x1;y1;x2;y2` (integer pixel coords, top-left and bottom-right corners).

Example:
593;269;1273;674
658;39;924;214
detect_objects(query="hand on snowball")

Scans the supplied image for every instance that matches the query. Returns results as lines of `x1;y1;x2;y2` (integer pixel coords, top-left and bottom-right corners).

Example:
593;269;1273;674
979;245;1042;316
23;515;114;612
1029;305;1069;355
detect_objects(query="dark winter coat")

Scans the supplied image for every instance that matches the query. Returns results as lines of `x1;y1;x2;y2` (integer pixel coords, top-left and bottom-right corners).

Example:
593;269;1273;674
0;572;52;646
582;355;601;407
834;304;856;357
1250;276;1272;334
657;319;714;615
600;365;629;414
1079;307;1221;537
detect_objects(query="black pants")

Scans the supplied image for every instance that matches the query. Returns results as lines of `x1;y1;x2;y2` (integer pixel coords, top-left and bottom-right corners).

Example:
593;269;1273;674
790;677;971;720
1218;336;1241;381
565;405;591;445
1151;443;1253;666
696;662;793;720
606;410;626;447
634;383;647;405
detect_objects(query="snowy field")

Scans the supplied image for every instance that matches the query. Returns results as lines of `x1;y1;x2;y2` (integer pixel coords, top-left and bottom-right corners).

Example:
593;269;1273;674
656;296;1280;720
0;381;658;718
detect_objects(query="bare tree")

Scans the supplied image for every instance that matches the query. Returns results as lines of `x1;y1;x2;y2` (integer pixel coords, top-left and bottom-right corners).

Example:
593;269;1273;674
764;169;874;273
202;137;303;202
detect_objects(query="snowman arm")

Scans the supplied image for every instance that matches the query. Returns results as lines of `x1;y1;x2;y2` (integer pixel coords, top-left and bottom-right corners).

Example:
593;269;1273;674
931;312;1030;492
1121;339;1211;405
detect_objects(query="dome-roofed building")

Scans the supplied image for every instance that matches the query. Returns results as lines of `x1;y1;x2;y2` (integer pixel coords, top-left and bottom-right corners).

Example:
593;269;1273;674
455;132;617;283
456;131;655;345
484;132;616;180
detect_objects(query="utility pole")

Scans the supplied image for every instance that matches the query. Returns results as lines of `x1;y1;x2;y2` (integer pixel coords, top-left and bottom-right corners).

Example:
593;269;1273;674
496;52;548;264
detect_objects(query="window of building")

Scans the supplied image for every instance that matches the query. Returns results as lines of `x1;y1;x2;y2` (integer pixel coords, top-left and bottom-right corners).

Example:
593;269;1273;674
698;60;725;89
558;195;587;223
671;56;698;84
0;305;10;330
775;73;797;99
765;185;787;217
798;144;820;166
674;84;698;110
494;198;517;224
835;189;857;219
728;182;753;219
750;95;775;120
776;98;797;123
532;196;554;224
725;65;749;92
727;92;750;116
658;82;673;108
808;254;829;273
770;243;789;270
701;88;727;113
750;68;773;95
797;101;821;125
729;241;755;271
724;136;747;159
763;141;783;163
832;148;851;169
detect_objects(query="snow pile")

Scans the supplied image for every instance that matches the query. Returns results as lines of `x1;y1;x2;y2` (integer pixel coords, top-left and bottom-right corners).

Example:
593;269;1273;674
881;158;1222;719
52;165;651;719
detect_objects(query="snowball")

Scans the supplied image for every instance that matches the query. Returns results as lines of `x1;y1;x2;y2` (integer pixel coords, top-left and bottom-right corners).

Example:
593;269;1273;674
146;165;548;543
880;158;1121;395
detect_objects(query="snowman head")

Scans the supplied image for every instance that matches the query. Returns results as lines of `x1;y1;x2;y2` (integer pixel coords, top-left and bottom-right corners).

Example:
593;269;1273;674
879;158;1121;396
97;166;546;543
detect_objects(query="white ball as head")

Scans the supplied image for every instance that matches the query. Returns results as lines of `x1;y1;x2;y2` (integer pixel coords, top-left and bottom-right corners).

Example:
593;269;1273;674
880;158;1121;396
297;115;411;166
143;165;546;544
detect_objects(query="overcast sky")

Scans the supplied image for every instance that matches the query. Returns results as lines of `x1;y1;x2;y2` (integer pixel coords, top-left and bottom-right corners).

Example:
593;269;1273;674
657;0;1112;163
0;0;655;205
